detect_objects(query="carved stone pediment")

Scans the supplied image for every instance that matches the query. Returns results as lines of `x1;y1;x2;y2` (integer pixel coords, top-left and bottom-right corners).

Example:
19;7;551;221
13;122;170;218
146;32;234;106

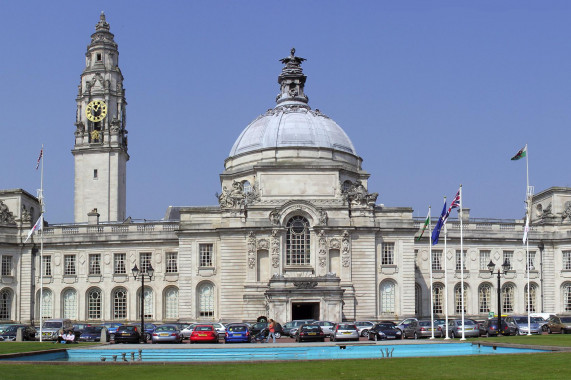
293;281;318;289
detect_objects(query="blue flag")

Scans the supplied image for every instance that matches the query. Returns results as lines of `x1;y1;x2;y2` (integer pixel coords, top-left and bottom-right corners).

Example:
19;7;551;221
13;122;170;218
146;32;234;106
431;201;447;245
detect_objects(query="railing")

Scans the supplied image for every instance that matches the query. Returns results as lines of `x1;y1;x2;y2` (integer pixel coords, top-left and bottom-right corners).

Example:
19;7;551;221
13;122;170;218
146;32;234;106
40;222;178;238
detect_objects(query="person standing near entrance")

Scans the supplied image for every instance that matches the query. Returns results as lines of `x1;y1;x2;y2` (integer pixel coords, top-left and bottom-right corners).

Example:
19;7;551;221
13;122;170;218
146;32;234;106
266;319;276;343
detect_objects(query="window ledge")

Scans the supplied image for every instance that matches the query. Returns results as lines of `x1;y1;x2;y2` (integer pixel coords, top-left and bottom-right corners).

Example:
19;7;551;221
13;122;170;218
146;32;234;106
1;275;14;284
63;275;77;284
88;275;102;283
198;267;216;277
165;273;179;282
113;274;128;283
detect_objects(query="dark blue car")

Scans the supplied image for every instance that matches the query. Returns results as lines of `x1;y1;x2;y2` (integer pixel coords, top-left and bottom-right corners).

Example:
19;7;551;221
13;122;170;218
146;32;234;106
224;323;251;343
78;325;109;342
367;322;403;341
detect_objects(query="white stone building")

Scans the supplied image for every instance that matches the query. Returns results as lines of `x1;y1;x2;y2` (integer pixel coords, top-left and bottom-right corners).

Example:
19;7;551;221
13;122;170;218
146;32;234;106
1;14;571;325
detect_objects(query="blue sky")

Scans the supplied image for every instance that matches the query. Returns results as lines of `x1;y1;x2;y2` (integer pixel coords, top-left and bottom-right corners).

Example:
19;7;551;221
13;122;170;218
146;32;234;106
2;0;570;223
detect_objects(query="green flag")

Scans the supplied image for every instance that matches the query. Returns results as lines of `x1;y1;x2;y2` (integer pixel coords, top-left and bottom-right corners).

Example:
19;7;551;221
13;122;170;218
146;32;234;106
511;145;527;161
416;211;430;241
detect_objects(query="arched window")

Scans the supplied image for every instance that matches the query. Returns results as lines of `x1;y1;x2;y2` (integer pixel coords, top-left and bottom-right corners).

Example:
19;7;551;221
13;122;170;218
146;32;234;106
87;288;102;320
478;283;492;313
415;284;422;316
502;283;515;314
433;284;444;314
564;283;571;312
524;283;538;313
454;283;468;314
113;288;127;320
137;287;153;319
198;282;214;318
0;288;12;320
164;287;179;320
37;288;53;319
62;288;77;320
286;216;310;265
242;181;251;195
380;281;396;314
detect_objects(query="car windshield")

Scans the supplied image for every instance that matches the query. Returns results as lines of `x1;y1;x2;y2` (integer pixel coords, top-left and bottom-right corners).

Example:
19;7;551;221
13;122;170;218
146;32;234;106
337;324;356;330
43;322;63;328
419;321;431;327
156;326;176;331
302;325;320;332
560;317;571;323
3;326;21;332
456;320;475;326
228;325;247;332
195;326;213;331
514;317;528;324
531;317;545;323
83;327;103;333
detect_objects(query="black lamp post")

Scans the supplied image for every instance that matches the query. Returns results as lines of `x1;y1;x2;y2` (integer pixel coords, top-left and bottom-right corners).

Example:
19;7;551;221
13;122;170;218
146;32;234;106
132;263;154;343
488;259;510;335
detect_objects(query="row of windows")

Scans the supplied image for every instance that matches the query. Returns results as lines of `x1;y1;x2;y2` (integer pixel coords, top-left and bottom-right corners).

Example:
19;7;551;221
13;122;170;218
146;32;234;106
427;250;544;271
0;283;216;322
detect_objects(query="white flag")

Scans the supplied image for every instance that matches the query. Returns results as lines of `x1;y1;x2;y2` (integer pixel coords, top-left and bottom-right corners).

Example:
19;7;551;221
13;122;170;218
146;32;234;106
523;212;530;244
25;215;43;243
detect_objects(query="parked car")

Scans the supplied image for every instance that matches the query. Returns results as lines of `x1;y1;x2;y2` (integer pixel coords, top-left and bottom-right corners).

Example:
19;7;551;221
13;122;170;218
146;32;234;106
78;325;109;342
224;323;251;343
447;319;480;338
354;321;375;337
312;321;336;336
250;322;283;339
294;324;326;342
505;316;542;335
396;318;418;332
114;325;141;344
283;319;316;337
102;322;123;340
545;316;571;334
0;324;17;334
0;325;36;341
190;324;219;343
403;320;442;339
151;324;183;344
35;319;74;341
482;319;516;336
330;323;360;341
367;322;403;341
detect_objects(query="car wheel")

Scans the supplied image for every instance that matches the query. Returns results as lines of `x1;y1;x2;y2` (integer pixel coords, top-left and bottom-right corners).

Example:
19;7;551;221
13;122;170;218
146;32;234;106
547;327;552;334
362;329;369;338
275;332;281;339
414;332;418;340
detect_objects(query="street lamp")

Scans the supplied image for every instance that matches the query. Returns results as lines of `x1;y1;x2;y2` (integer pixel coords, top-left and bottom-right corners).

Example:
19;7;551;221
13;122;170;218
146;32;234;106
132;263;154;343
488;258;510;335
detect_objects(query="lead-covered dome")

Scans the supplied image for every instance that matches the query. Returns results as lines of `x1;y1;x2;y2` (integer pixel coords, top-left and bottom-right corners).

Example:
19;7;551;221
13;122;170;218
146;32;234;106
229;49;357;158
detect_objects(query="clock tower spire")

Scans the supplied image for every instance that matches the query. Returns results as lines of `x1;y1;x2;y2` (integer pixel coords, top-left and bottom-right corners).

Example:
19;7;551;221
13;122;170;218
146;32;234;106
72;12;129;223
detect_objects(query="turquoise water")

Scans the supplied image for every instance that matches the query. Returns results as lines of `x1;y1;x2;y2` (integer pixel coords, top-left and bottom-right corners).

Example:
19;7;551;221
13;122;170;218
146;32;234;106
1;343;547;362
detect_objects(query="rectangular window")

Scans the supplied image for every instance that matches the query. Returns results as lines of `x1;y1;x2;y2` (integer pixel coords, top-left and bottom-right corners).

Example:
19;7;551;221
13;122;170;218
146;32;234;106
503;251;514;270
432;250;442;271
564;251;571;271
96;53;102;61
166;252;178;273
42;256;52;276
479;250;491;270
89;254;101;275
199;244;213;267
93;169;98;179
382;242;395;265
64;255;76;275
1;256;12;276
140;252;152;273
114;253;126;274
526;251;536;271
455;250;467;271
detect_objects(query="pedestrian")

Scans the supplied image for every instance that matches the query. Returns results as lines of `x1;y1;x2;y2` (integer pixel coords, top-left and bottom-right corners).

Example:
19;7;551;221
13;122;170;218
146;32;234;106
266;319;276;343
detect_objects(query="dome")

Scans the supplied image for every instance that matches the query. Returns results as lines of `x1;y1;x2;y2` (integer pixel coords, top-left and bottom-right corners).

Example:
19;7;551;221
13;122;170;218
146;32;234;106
229;107;356;157
228;49;357;159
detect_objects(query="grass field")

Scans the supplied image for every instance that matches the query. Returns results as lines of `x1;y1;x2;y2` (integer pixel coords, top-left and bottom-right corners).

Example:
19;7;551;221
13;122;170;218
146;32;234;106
0;335;570;380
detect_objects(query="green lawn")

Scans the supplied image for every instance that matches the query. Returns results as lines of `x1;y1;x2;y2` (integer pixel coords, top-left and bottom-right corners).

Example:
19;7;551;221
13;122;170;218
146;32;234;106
0;337;570;380
0;342;98;355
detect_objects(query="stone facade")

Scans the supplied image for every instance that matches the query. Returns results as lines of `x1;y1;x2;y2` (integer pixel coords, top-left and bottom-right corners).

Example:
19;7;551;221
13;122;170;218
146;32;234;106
1;15;571;326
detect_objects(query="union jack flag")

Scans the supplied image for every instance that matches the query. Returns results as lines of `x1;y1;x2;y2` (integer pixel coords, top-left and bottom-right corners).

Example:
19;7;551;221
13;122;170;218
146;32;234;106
443;189;461;225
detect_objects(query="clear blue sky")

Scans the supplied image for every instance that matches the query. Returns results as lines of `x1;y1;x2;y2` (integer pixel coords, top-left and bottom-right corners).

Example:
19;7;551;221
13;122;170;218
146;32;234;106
2;0;570;223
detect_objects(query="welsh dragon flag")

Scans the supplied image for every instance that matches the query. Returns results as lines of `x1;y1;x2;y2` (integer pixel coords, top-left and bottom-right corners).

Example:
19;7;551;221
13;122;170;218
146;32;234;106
416;210;430;241
511;145;527;161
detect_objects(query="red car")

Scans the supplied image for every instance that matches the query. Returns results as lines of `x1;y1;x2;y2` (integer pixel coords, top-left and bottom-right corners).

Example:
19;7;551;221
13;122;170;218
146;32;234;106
190;324;219;343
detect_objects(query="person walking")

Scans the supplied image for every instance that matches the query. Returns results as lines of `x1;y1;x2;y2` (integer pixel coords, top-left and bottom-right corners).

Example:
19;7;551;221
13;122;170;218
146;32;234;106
266;319;276;343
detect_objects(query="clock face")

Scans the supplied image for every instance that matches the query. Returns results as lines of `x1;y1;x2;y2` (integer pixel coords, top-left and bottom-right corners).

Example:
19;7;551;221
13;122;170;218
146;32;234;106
86;100;108;122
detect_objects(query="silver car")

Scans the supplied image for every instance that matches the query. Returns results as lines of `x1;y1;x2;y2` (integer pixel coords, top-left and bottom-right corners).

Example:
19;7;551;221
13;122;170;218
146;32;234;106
330;323;360;341
151;324;183;344
312;321;336;335
447;319;480;338
505;316;542;335
354;321;375;337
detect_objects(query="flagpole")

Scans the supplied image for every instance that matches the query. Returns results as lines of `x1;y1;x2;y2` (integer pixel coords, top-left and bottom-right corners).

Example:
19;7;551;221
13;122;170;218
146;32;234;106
443;197;450;340
428;206;434;339
526;145;532;336
459;185;466;341
39;145;44;342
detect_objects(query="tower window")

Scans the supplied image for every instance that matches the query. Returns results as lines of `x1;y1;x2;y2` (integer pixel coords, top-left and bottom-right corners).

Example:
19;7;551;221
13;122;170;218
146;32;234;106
93;169;98;179
96;53;102;62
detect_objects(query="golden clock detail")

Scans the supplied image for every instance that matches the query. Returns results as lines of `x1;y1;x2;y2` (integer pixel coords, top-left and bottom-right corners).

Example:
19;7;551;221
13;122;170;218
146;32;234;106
86;100;108;122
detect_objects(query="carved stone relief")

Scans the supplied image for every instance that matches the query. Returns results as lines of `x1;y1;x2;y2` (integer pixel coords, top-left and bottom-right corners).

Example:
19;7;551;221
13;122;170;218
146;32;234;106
247;231;256;269
269;209;280;225
318;230;327;268
0;201;15;225
562;201;571;222
318;209;328;226
21;205;31;224
341;180;378;207
329;238;340;250
342;230;351;267
217;180;259;209
271;229;280;268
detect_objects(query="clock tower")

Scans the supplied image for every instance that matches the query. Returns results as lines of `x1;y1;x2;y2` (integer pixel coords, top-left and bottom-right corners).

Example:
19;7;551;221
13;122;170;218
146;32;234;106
72;13;128;223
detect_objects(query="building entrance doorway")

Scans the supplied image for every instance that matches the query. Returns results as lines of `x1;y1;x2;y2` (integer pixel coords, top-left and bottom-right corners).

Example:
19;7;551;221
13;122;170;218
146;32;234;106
291;302;319;320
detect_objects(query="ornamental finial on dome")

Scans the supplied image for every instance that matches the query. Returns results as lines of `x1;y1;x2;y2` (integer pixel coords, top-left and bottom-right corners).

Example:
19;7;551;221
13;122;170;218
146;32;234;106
276;48;309;106
95;11;110;31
